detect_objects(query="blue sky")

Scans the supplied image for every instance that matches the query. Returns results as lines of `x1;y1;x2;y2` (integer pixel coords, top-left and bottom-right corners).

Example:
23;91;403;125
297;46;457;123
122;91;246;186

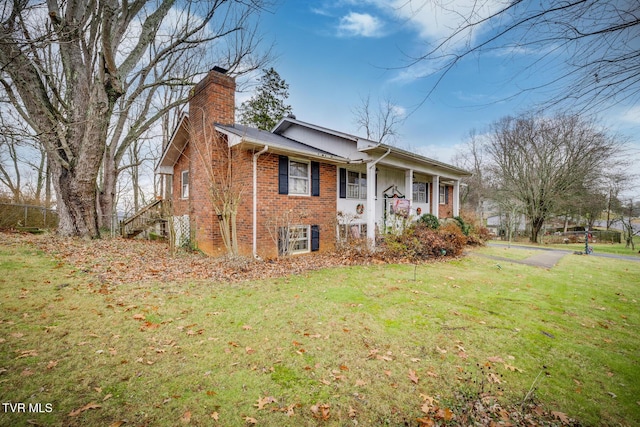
250;0;640;170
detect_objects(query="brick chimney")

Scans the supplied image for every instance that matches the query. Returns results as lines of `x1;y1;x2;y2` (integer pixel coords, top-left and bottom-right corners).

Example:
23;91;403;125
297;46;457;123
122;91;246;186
189;67;236;126
188;67;237;255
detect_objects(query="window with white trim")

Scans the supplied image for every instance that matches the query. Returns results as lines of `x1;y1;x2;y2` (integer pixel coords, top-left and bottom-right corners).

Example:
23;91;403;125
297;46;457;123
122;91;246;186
412;182;427;203
289;225;310;254
289;159;310;195
439;185;447;204
347;171;367;199
181;170;189;199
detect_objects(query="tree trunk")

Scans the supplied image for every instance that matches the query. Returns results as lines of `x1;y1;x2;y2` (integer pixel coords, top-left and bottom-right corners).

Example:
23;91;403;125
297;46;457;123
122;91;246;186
530;217;544;243
50;160;100;238
98;149;119;232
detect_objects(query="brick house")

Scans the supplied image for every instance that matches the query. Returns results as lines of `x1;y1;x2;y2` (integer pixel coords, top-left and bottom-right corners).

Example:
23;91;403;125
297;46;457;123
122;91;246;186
156;68;471;258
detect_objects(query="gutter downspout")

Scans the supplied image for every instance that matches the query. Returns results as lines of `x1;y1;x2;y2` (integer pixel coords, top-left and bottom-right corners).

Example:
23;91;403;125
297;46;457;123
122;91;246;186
253;146;269;258
366;147;392;246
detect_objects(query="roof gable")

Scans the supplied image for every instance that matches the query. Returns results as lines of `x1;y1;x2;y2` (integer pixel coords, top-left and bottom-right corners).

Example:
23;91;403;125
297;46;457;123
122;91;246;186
156;114;189;174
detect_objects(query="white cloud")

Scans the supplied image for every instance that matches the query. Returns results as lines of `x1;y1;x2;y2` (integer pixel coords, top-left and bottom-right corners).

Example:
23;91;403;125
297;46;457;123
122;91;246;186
337;12;385;37
620;106;640;125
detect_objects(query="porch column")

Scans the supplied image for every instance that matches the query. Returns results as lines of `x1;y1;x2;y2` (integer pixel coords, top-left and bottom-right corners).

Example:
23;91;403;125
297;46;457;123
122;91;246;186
366;162;377;244
432;175;440;218
405;169;413;208
453;180;460;217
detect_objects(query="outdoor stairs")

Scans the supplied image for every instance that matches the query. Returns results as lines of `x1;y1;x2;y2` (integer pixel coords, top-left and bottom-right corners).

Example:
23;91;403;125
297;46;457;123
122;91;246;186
120;199;168;239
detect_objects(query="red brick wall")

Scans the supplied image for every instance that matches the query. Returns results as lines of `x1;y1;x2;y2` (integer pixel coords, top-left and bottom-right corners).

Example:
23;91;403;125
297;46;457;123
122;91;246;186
172;143;191;217
187;70;237;255
172;69;338;257
438;185;454;218
246;153;337;259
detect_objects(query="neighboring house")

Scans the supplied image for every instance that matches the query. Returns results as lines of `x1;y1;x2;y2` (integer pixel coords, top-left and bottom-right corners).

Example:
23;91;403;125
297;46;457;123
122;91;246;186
156;68;470;258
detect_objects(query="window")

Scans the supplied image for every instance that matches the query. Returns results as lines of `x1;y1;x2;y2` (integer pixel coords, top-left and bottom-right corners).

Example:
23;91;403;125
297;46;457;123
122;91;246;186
439;185;448;204
278;225;320;255
340;169;367;199
289;225;309;253
412;182;427;203
289;159;309;195
181;170;189;199
279;156;319;196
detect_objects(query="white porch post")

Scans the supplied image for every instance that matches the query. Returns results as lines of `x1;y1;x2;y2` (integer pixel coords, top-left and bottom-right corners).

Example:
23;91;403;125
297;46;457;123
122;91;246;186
366;148;392;247
366;162;377;245
405;169;413;207
432;175;440;218
453;180;460;217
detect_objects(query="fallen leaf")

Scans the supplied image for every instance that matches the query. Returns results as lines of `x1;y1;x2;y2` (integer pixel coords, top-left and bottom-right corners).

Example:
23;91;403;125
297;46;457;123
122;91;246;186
487;356;504;363
487;372;502;384
408;369;419;384
551;411;570;424
254;396;277;410
284;404;295;417
68;402;101;417
132;314;145;320
244;416;257;424
46;360;58;370
245;346;255;355
310;403;330;420
180;410;191;423
504;363;522;372
436;407;455;421
108;422;126;427
349;405;357;418
210;411;219;420
417;417;436;427
242;325;253;330
435;346;447;354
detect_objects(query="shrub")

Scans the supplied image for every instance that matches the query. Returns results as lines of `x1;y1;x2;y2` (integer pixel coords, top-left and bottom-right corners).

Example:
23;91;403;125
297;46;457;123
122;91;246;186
417;213;440;229
378;222;468;261
436;222;468;256
453;216;471;236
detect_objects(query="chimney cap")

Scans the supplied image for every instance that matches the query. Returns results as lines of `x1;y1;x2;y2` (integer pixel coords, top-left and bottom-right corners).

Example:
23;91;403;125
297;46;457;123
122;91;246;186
212;66;228;74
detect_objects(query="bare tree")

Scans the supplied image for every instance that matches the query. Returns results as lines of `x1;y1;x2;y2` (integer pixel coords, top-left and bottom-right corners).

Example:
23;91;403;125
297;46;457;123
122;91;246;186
353;94;405;144
486;112;622;243
0;103;50;204
0;1;270;238
407;0;640;113
452;130;488;222
188;110;245;256
618;199;639;250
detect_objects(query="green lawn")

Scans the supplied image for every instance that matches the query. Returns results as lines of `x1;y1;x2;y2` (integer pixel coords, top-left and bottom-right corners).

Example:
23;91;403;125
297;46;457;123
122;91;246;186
492;238;640;257
1;239;639;426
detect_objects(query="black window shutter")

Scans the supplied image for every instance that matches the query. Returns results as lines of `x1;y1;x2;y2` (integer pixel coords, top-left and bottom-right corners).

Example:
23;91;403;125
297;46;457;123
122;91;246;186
445;185;449;204
311;161;320;196
278;156;288;195
339;168;346;199
311;225;320;251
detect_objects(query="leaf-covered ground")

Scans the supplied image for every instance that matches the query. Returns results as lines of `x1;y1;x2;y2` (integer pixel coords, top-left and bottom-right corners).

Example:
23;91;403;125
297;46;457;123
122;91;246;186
2;232;369;285
2;231;638;426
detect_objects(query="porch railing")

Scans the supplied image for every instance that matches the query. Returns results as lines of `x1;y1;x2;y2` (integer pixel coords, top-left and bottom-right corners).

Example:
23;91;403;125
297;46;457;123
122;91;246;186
119;199;168;239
